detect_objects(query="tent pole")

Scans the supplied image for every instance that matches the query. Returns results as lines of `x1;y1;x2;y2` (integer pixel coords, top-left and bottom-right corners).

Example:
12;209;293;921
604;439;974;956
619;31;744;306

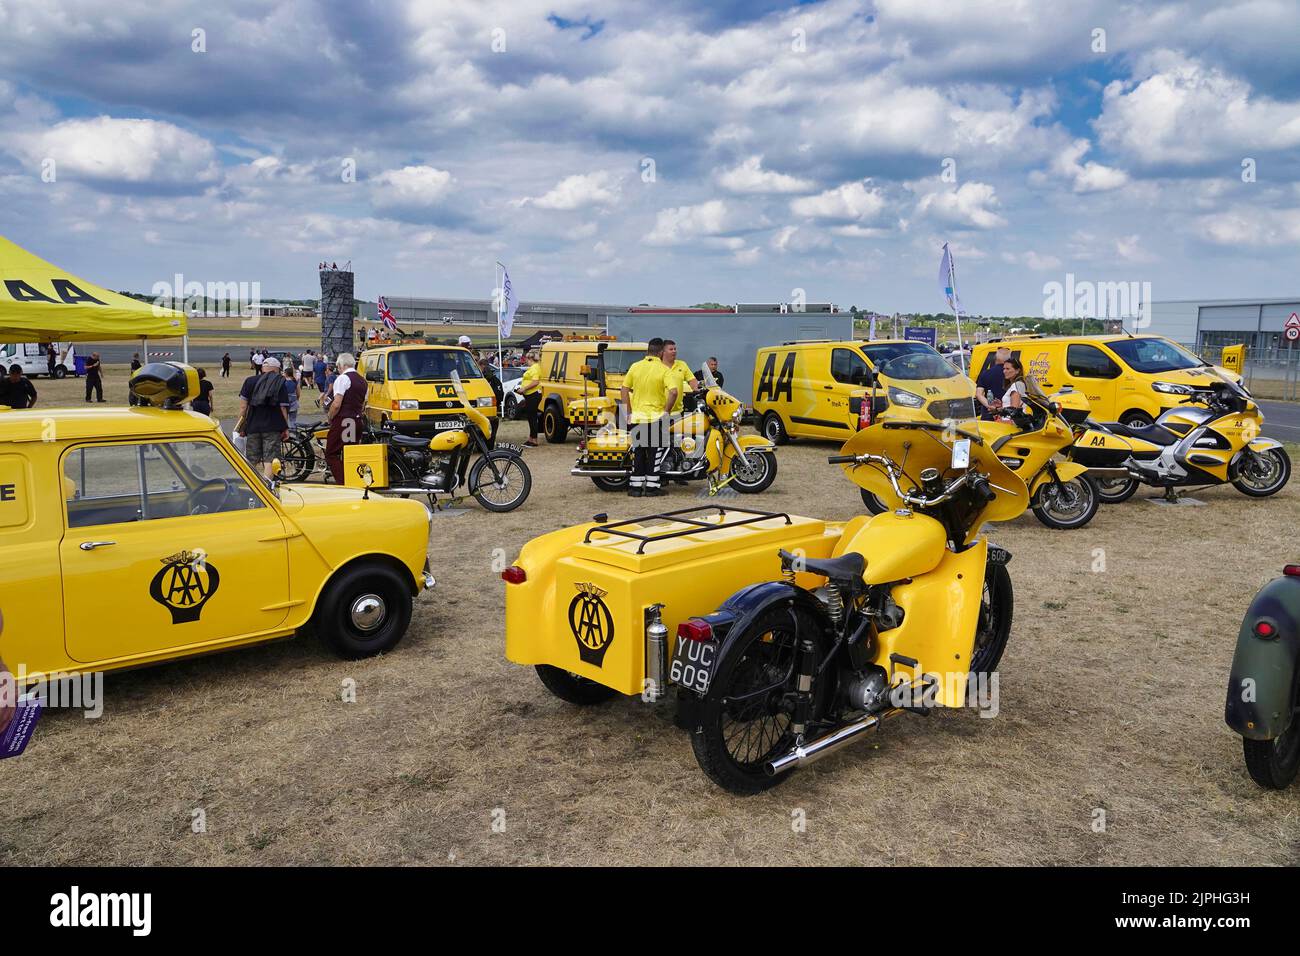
183;335;189;364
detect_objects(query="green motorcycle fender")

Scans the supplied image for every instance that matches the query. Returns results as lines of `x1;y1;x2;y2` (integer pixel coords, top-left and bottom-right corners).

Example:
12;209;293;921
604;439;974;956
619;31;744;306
1225;574;1300;741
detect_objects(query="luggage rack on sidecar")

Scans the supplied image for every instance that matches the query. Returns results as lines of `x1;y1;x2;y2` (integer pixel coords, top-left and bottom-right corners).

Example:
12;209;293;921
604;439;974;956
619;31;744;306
583;505;793;554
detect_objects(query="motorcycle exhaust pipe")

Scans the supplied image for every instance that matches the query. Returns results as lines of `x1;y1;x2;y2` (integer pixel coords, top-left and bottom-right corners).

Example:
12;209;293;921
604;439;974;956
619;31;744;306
764;708;903;776
1084;467;1132;479
570;467;629;477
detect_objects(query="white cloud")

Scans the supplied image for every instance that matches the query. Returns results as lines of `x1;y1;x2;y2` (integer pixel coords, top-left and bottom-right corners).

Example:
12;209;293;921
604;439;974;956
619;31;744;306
914;182;1007;229
716;156;814;195
1048;139;1129;193
517;171;621;210
644;200;735;245
370;165;454;207
9;116;218;187
1096;51;1300;167
1115;234;1157;263
790;181;886;222
1198;208;1300;247
1002;250;1061;270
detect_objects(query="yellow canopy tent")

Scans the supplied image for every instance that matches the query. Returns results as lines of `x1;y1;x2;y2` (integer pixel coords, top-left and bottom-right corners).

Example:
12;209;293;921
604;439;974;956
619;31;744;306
0;234;186;341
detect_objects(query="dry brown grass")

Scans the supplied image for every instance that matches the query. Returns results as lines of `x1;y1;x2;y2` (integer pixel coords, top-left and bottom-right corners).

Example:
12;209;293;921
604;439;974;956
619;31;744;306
3;377;1299;865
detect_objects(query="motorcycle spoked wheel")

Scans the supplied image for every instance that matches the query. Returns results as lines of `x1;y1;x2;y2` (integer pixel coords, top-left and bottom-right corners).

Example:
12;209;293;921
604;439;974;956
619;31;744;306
692;605;831;795
278;437;315;482
728;450;777;493
1094;474;1140;504
469;450;532;512
1243;666;1300;789
1233;447;1291;498
969;561;1013;677
1031;474;1099;529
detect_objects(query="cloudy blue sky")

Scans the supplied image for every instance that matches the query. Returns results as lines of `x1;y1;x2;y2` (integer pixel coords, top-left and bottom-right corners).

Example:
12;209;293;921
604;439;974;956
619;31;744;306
1;0;1298;314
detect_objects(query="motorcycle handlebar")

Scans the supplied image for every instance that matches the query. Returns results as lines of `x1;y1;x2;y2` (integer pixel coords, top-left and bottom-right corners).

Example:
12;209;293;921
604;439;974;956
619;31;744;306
827;455;858;464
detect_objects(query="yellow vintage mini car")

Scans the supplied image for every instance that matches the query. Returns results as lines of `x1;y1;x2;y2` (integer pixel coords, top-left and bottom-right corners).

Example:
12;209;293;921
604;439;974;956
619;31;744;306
0;363;435;685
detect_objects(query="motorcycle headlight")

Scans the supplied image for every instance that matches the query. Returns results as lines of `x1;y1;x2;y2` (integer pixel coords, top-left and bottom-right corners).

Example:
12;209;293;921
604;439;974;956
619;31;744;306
888;386;925;408
397;399;420;410
731;406;743;423
1152;381;1194;395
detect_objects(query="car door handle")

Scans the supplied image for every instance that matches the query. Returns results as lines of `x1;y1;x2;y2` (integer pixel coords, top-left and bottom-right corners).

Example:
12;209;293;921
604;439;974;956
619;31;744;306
79;540;116;551
823;385;833;389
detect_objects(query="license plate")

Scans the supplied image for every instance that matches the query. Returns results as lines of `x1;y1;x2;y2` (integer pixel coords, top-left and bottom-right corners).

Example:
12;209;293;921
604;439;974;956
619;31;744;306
669;636;717;695
496;442;524;453
434;420;460;430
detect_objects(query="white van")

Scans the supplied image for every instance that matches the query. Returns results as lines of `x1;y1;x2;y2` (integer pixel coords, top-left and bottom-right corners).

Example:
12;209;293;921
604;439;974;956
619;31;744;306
0;342;77;378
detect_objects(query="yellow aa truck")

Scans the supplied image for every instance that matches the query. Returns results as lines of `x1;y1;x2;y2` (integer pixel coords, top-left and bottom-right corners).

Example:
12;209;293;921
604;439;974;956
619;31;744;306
752;339;976;443
358;344;499;436
535;338;648;443
0;362;435;685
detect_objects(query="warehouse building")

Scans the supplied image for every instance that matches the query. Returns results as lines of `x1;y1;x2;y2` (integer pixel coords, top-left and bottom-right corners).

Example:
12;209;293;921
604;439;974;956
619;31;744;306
358;297;630;330
1147;297;1300;350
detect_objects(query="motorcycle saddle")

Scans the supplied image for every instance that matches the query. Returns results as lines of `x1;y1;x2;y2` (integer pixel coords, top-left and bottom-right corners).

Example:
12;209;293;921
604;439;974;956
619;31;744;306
1102;421;1180;446
780;549;865;582
389;433;432;448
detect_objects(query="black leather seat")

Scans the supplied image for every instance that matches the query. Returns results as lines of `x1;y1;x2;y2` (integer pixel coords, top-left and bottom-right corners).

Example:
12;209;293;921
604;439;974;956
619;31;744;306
389;433;431;448
1102;421;1180;446
779;549;865;581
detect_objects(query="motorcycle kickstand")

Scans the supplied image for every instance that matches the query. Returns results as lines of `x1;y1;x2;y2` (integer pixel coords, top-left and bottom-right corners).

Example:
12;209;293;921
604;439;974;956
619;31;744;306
1162;486;1180;503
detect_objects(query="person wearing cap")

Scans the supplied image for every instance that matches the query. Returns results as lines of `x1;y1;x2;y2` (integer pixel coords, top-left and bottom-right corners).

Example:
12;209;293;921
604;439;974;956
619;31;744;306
324;353;367;485
458;334;473;349
237;356;291;478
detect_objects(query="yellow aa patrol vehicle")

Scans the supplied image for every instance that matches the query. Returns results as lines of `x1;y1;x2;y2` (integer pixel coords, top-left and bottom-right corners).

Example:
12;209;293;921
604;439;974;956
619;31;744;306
502;416;1028;794
358;344;498;436
0;363;435;686
971;334;1243;428
535;338;647;443
753;339;975;444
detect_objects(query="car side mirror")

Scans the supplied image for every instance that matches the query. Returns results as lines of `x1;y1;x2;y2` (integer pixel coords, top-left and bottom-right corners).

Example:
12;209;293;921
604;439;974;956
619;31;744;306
366;370;385;383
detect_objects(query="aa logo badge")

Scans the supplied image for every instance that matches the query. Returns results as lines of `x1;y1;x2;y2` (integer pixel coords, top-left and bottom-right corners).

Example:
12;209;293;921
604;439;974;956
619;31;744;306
149;550;220;624
568;582;614;667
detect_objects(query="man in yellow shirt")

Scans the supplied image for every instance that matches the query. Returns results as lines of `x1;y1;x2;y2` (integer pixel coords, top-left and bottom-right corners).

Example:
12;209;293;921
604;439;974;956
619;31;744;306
518;354;543;446
621;337;680;497
661;339;700;485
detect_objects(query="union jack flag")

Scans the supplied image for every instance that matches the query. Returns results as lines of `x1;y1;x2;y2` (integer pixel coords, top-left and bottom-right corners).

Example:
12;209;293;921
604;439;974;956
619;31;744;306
377;295;399;331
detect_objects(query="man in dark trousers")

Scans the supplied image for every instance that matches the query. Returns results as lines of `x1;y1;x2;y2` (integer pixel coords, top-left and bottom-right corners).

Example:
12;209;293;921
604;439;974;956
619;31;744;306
221;353;232;378
0;365;37;409
84;353;104;402
324;353;367;485
127;353;143;405
46;343;56;378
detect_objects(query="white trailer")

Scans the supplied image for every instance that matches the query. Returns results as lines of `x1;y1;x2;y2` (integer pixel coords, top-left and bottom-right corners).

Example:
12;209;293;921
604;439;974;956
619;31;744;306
0;341;78;378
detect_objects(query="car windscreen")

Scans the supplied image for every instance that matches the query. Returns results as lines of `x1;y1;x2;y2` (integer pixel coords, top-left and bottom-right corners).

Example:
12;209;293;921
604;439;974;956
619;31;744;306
387;350;484;381
1105;337;1203;374
875;350;962;381
860;342;938;369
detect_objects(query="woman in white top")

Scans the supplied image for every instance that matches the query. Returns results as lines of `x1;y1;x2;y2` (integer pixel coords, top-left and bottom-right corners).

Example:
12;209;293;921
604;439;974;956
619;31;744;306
999;357;1028;419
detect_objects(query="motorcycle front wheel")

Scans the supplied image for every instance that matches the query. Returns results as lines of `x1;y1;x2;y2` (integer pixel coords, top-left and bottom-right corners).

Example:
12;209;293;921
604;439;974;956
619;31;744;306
728;450;777;493
1031;475;1099;529
691;605;829;795
1094;474;1140;504
590;474;629;492
278;437;315;482
1233;447;1291;498
469;451;532;512
970;561;1013;677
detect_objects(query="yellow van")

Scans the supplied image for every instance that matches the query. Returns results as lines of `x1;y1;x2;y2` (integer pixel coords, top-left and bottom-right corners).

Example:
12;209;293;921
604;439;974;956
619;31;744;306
358;344;498;435
970;335;1243;427
536;338;647;442
752;339;976;443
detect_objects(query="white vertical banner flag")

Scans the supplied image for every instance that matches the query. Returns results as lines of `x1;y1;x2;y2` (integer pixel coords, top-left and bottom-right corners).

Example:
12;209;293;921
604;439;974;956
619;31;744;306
498;264;519;337
938;242;961;313
868;312;877;340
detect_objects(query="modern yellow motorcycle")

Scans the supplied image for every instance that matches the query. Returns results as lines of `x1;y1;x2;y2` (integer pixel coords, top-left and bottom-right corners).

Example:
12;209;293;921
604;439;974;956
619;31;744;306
571;346;777;495
1069;369;1290;503
859;386;1101;530
682;419;1028;793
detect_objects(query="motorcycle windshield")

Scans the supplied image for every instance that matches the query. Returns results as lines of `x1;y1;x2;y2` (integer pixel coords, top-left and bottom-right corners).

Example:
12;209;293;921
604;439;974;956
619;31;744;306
838;420;1029;530
449;371;492;438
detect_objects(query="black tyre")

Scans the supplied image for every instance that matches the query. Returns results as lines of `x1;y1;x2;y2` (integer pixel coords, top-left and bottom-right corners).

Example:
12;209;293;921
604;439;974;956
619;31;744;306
278;437;315;482
53;365;67;380
691;605;830;795
1031;474;1099;529
542;403;569;443
1233;447;1291;498
469;451;532;512
970;561;1013;677
1095;475;1140;504
761;412;789;445
860;488;889;514
535;664;619;705
729;450;777;494
312;563;413;659
591;474;629;492
1243;732;1300;790
1119;410;1155;428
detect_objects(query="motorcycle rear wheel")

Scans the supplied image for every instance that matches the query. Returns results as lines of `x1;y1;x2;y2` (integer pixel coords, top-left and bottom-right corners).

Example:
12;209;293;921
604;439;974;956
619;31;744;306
590;474;629;492
278;437;315;482
1095;475;1140;504
691;605;829;795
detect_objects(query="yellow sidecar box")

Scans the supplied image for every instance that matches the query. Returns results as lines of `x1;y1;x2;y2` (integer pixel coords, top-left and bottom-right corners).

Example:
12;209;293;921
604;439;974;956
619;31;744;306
504;506;846;696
